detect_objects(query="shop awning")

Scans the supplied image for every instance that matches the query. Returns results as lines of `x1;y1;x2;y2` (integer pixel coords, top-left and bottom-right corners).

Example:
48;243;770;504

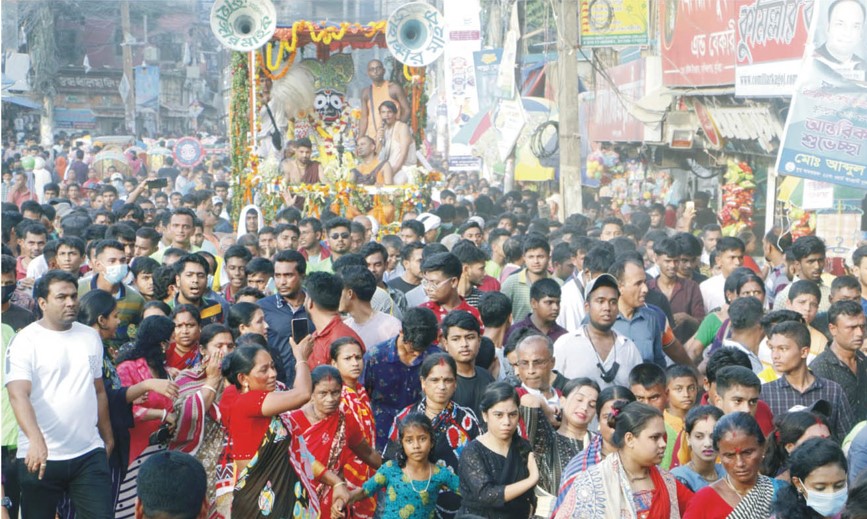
2;96;40;109
705;105;782;153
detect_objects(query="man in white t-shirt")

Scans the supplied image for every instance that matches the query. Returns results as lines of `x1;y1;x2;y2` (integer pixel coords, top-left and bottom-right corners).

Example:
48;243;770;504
553;273;643;389
5;270;114;517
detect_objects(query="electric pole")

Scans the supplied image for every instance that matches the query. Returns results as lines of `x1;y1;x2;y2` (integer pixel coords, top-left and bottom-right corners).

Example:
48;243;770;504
557;0;582;219
121;0;137;135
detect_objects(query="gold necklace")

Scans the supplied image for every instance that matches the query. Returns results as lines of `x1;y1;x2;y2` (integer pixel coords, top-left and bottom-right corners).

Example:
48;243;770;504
724;474;753;497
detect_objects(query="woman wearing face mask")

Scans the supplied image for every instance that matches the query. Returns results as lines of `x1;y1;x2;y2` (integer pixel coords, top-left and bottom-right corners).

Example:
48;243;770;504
554;401;694;519
772;437;848;519
553;385;637;515
524;377;600;499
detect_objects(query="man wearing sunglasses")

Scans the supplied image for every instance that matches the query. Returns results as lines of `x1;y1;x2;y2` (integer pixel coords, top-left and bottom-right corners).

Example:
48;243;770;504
309;217;353;274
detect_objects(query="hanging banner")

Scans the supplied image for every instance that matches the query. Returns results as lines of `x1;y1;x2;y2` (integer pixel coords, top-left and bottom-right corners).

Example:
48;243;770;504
734;0;812;96
776;0;867;189
580;0;650;46
589;59;645;142
473;49;502;113
134;65;160;111
660;0;736;86
444;0;483;171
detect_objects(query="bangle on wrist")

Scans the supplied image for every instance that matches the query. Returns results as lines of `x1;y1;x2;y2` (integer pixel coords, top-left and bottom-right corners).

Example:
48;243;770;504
202;385;218;395
161;409;167;422
297;361;309;367
333;481;346;488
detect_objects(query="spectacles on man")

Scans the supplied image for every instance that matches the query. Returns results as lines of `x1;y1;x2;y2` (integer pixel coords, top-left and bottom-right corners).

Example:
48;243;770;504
330;232;350;240
516;358;552;369
421;277;455;290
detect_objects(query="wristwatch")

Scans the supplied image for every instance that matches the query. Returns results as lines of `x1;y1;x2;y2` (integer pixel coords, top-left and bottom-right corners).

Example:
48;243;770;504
1;496;12;509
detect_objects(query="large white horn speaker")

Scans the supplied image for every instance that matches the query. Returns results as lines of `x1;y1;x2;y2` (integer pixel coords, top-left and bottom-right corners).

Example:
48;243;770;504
210;0;277;52
386;2;446;67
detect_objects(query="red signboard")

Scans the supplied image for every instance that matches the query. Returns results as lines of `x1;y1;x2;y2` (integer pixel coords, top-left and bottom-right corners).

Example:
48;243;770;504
589;60;645;142
734;0;811;96
660;0;737;86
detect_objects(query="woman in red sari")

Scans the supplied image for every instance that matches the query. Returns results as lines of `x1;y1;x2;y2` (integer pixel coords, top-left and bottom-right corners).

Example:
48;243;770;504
288;365;383;518
221;340;349;517
682;412;786;519
555;401;693;519
331;337;377;519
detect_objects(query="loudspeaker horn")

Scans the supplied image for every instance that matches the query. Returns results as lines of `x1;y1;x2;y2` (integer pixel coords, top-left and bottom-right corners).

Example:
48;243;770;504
210;0;277;52
386;2;447;67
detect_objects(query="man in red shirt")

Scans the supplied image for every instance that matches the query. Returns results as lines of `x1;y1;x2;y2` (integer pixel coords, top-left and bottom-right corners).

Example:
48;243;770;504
419;252;483;328
305;271;365;367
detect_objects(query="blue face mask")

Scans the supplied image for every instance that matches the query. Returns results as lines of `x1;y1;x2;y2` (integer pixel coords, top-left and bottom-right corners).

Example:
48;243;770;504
804;486;847;517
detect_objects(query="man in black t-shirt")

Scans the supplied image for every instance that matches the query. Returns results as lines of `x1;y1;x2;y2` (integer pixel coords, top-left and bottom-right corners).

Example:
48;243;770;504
442;310;494;418
157;156;180;182
388;242;424;296
1;254;35;332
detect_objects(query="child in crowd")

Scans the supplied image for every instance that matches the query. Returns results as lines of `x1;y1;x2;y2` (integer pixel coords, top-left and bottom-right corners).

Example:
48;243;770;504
671;405;725;492
663;364;699;469
335;413;460;519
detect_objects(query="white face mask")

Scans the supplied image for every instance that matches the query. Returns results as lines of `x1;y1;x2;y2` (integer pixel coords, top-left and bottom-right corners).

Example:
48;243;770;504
803;486;848;517
104;263;128;285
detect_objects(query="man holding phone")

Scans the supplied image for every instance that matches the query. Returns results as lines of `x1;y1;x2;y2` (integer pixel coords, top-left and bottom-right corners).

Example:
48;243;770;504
258;250;313;386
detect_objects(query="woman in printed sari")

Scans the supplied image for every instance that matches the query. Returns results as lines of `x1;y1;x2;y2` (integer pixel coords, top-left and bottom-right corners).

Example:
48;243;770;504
169;323;234;518
288;365;383;518
330;337;378;519
555;401;693;519
114;315;178;519
383;352;482;519
553;385;636;515
221;340;348;518
682;412;787;519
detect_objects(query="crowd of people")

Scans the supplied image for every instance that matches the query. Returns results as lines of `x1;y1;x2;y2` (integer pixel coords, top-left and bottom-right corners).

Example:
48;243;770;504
2;137;867;519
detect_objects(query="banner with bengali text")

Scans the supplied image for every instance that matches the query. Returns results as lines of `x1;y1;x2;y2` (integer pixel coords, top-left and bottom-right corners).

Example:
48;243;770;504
734;0;812;96
660;0;737;86
776;0;867;189
444;0;483;171
579;0;649;46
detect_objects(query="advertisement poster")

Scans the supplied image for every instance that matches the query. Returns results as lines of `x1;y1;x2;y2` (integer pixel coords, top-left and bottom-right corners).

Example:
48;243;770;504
660;0;737;86
580;0;649;46
734;0;813;96
776;0;867;189
473;49;502;113
444;0;483;171
589;59;646;141
134;65;160;111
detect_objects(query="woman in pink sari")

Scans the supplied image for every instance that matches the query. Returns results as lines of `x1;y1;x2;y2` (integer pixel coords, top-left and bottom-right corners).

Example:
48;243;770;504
288;365;382;518
331;337;377;519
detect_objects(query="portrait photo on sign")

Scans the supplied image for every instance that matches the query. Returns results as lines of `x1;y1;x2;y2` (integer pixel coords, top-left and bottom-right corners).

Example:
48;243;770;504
811;0;867;82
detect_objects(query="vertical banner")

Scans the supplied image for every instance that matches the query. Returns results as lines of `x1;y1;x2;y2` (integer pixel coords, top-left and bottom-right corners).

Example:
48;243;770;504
734;0;812;96
444;0;483;171
473;49;503;113
580;0;650;46
134;65;160;112
660;0;737;86
776;0;867;189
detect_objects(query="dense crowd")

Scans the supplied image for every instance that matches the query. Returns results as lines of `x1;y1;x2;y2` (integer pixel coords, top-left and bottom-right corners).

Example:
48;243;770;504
2;137;867;519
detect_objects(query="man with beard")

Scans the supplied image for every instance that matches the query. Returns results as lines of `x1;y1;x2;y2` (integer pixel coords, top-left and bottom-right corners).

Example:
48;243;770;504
281;138;320;210
359;59;410;140
258;250;311;386
351;135;393;185
309;217;352;274
553;273;642;388
170;253;226;326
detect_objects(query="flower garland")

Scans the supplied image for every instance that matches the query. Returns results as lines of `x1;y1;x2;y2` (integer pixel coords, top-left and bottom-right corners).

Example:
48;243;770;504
229;52;251;229
258;21;388;80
